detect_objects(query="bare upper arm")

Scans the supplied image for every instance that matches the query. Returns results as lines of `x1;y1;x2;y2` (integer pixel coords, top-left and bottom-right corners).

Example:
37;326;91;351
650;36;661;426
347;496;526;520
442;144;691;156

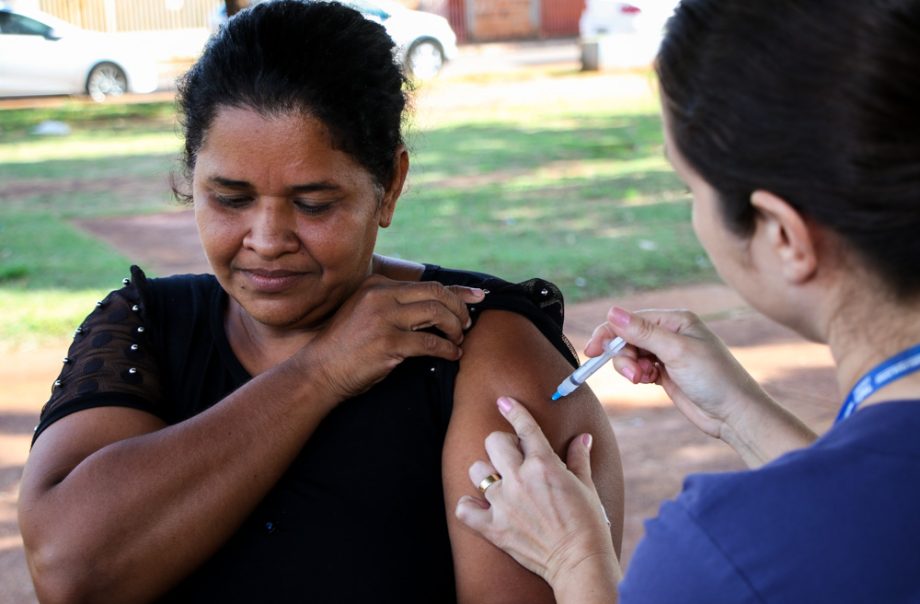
443;310;624;603
20;407;167;504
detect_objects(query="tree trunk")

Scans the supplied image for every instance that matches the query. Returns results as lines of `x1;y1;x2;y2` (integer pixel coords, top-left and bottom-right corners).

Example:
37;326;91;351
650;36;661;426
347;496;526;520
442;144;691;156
225;0;248;17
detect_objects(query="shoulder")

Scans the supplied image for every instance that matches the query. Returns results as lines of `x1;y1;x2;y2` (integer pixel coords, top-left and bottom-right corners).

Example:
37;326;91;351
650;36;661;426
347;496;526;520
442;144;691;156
622;466;799;602
426;264;565;317
33;267;224;441
435;264;608;460
626;411;920;602
32;267;178;443
620;495;761;603
129;266;223;332
133;266;221;306
426;264;577;367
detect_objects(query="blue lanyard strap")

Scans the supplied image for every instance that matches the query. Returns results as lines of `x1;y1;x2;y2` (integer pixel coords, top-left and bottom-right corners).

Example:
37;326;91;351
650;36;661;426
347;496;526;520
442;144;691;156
836;342;920;424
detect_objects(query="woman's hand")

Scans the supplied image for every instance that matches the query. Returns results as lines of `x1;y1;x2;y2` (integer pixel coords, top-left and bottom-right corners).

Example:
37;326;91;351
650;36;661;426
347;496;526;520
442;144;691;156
588;307;815;466
304;275;486;400
455;397;621;604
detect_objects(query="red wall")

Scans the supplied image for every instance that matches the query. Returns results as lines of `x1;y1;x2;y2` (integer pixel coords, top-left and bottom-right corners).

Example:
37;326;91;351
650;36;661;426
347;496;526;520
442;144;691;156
443;0;584;42
541;0;584;37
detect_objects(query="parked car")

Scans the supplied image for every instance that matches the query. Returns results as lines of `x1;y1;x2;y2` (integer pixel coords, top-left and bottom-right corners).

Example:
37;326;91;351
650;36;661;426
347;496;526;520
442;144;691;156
0;4;159;101
210;0;458;79
579;0;678;68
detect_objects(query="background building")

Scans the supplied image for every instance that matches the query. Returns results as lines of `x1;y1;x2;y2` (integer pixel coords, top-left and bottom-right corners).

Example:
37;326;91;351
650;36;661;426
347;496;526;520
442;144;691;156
25;0;582;41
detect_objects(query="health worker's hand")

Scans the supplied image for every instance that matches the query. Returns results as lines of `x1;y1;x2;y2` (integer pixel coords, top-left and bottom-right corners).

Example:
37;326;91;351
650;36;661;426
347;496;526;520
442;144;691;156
587;306;769;441
456;397;621;604
587;307;815;467
302;275;485;400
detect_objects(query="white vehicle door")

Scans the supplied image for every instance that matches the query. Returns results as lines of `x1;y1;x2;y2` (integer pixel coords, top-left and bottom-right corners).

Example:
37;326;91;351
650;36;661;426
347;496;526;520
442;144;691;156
0;12;77;96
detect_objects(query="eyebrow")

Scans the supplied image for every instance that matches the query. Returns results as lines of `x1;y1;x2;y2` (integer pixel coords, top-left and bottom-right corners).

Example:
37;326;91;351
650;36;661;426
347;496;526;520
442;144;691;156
207;176;341;193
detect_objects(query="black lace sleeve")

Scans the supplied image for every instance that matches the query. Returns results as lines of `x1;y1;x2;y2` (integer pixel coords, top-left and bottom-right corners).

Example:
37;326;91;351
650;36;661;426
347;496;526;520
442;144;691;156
32;266;167;446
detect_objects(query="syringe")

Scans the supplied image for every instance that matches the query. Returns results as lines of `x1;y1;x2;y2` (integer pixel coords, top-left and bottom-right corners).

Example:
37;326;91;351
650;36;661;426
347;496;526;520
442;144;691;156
551;337;626;400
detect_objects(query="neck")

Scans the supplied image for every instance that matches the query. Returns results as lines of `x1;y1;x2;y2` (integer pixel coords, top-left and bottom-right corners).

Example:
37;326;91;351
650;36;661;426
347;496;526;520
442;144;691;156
227;300;316;375
824;288;920;410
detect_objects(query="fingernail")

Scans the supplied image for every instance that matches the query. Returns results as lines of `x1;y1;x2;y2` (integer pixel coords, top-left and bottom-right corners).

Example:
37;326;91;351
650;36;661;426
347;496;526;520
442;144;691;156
497;397;513;414
610;307;631;328
582;433;593;449
465;318;472;329
470;288;486;298
622;366;636;382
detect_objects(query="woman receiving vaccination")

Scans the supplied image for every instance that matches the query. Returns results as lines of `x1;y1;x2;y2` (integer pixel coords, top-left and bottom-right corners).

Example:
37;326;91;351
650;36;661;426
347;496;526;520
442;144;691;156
17;2;623;602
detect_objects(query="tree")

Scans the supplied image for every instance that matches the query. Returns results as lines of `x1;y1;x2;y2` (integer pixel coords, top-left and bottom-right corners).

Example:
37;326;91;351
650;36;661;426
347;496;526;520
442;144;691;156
225;0;248;17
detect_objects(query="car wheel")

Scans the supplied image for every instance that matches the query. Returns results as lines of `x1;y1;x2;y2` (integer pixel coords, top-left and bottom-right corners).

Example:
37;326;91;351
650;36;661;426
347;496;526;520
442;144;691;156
406;39;445;80
86;62;128;102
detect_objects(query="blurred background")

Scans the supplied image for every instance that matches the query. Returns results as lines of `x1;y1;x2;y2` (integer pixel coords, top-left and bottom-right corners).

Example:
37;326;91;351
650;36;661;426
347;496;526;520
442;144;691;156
1;2;837;602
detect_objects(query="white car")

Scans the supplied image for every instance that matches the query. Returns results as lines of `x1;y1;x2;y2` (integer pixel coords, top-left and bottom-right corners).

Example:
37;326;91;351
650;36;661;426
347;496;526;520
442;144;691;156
211;0;458;79
579;0;679;68
0;5;159;101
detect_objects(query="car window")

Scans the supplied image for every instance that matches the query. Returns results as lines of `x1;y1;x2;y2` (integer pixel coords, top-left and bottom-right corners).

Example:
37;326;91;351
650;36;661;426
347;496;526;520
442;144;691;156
343;0;390;21
0;12;52;36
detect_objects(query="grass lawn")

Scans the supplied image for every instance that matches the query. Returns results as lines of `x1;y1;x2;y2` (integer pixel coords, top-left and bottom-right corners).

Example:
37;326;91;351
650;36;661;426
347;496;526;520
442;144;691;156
0;74;713;344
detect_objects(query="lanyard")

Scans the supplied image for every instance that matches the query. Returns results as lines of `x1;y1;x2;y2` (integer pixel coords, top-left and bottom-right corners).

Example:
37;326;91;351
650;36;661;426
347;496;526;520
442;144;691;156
836;342;920;424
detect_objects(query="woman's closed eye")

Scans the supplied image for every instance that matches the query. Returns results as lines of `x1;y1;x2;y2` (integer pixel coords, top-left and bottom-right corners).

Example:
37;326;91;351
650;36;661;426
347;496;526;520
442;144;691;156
293;199;334;216
210;193;333;215
213;193;253;208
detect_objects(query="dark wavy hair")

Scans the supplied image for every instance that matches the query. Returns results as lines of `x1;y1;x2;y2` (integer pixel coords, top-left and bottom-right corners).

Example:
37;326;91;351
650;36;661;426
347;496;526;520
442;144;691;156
657;0;920;298
175;0;409;197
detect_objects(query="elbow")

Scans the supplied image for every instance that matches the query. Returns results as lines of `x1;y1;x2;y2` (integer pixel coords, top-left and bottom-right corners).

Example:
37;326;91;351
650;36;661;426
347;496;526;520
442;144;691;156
20;503;116;603
25;540;99;604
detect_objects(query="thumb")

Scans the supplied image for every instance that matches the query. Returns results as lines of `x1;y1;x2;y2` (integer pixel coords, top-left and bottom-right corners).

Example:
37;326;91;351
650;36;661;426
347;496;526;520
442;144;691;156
565;433;595;488
455;495;492;535
606;306;681;360
448;285;487;304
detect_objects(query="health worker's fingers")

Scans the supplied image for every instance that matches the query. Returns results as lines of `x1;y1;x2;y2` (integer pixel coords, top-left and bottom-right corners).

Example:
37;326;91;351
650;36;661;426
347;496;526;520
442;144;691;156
585;321;621;357
484;430;524;478
587;322;645;383
496;397;554;459
565;433;595;490
636;356;661;383
455;495;492;533
468;459;499;490
587;307;696;364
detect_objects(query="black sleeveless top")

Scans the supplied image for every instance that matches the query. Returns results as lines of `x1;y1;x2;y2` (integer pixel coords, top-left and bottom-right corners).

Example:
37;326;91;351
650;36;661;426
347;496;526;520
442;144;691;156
35;264;578;603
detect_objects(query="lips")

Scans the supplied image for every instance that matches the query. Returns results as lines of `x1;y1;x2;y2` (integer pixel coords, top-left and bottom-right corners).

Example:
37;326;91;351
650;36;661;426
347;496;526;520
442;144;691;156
239;268;307;293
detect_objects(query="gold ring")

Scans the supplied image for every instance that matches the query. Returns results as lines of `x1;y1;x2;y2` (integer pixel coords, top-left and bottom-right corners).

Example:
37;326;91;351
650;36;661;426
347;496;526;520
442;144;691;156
477;472;502;495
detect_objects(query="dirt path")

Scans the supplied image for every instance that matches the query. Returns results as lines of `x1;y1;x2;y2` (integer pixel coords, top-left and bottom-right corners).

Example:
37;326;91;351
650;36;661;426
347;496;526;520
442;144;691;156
0;211;839;602
1;68;838;600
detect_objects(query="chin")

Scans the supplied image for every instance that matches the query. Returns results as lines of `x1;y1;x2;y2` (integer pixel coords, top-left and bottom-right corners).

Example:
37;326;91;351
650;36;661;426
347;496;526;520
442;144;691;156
248;308;311;329
247;297;337;330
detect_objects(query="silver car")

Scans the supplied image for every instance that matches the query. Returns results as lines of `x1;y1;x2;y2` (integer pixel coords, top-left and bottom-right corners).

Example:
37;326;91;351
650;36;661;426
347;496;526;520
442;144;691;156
0;4;159;101
211;0;458;79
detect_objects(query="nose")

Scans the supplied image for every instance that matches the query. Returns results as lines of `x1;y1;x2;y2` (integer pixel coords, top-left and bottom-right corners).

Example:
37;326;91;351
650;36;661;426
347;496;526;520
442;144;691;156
243;199;301;259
